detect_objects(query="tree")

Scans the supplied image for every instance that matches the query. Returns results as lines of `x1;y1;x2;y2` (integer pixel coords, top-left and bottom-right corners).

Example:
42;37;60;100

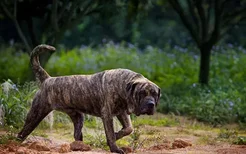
0;0;113;53
167;0;246;85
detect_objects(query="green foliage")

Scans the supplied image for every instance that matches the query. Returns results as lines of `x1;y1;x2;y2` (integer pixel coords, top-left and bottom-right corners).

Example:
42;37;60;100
84;116;98;129
1;44;246;126
218;129;238;139
83;120;108;149
129;125;142;150
217;129;246;145
46;43;198;88
0;47;31;84
132;116;178;127
159;83;246;125
0;80;37;128
0;126;19;144
198;134;217;145
84;133;108;149
234;136;246;145
159;46;246;125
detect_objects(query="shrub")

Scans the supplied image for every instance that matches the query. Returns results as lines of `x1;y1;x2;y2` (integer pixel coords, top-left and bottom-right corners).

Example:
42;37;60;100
0;46;31;84
46;43;198;88
0;79;37;128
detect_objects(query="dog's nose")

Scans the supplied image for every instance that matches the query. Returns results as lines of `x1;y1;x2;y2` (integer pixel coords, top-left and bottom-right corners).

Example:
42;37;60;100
147;101;155;108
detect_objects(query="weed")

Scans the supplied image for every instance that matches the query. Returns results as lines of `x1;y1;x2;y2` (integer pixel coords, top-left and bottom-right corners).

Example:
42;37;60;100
217;129;239;144
233;136;246;145
129;125;145;150
84;116;98;129
83;121;108;150
0;80;37;128
0;126;18;144
217;129;238;139
198;135;217;145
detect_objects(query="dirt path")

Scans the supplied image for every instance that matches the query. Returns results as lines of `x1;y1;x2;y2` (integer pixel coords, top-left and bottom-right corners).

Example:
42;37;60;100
1;114;246;154
0;126;246;154
1;136;246;154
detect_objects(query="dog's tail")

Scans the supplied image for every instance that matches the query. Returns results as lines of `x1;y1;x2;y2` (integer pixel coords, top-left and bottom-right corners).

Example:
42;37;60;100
30;44;56;83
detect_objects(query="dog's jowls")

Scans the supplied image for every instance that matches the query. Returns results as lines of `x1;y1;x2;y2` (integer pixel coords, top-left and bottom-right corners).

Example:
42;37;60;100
18;44;161;154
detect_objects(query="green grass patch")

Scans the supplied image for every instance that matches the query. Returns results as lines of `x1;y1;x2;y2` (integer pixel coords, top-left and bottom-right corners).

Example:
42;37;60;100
0;126;19;144
132;115;179;127
234;136;246;145
83;133;108;149
84;116;98;129
0;80;37;128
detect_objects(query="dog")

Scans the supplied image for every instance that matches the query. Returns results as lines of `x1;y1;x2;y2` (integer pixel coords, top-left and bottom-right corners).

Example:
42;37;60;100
18;45;161;153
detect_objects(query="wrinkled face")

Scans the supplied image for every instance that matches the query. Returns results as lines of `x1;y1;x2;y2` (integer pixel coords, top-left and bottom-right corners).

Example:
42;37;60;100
127;81;161;116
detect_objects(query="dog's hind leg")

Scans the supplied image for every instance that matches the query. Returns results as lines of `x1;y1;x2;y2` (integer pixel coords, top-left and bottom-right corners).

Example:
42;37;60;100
66;111;84;141
17;97;52;140
115;112;133;140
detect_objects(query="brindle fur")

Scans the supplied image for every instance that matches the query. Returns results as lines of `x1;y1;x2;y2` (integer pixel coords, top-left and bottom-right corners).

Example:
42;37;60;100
18;44;161;154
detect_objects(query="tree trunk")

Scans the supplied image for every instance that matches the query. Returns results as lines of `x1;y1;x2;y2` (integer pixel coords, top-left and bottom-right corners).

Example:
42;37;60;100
198;46;212;85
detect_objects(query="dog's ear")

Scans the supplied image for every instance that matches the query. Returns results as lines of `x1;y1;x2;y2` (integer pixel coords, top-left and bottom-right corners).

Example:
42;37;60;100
156;88;161;105
126;81;138;96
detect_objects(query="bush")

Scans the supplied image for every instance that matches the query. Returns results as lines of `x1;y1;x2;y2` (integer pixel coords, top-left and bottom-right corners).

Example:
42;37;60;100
46;43;198;88
0;79;37;128
0;46;31;84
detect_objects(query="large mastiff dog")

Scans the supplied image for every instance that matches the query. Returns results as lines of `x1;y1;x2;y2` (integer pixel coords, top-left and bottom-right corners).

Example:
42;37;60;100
18;45;161;153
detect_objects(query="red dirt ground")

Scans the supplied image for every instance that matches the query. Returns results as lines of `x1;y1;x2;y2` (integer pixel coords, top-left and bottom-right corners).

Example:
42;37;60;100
0;137;246;154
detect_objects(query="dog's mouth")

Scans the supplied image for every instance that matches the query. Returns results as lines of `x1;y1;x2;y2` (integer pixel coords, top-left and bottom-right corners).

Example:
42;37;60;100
140;107;155;115
136;100;155;116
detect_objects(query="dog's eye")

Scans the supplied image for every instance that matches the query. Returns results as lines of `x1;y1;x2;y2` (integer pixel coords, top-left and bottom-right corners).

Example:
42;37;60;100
139;91;146;96
150;91;157;96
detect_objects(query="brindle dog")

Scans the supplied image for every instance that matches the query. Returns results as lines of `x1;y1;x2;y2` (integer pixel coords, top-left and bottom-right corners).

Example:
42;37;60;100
18;45;161;154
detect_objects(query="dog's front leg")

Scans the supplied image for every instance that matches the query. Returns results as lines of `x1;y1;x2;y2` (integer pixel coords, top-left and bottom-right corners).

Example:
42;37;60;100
115;112;133;140
101;114;124;154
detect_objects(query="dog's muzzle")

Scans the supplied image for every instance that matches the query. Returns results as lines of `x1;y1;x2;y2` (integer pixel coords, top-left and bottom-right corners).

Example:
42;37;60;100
140;100;155;115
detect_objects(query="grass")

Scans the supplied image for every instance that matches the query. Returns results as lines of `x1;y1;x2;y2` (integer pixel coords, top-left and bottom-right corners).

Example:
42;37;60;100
0;80;37;128
132;116;178;127
0;126;19;144
234;136;246;145
198;135;218;145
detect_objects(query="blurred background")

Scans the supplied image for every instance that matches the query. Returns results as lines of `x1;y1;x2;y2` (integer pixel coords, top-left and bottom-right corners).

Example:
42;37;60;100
0;0;246;129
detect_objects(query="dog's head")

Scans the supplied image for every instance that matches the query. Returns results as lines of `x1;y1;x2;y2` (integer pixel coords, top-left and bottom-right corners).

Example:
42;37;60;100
126;78;161;116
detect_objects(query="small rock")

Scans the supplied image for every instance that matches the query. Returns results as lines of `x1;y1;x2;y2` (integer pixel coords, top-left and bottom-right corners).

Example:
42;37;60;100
58;144;70;153
70;141;91;151
172;139;192;149
8;146;16;152
148;143;172;150
16;147;27;154
28;141;50;151
121;146;133;153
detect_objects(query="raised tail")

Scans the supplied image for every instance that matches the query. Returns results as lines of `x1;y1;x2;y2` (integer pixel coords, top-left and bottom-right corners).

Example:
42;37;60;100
30;44;56;83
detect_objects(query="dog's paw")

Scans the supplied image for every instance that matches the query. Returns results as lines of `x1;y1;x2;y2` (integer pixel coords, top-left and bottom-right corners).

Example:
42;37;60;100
115;148;125;154
110;147;125;154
